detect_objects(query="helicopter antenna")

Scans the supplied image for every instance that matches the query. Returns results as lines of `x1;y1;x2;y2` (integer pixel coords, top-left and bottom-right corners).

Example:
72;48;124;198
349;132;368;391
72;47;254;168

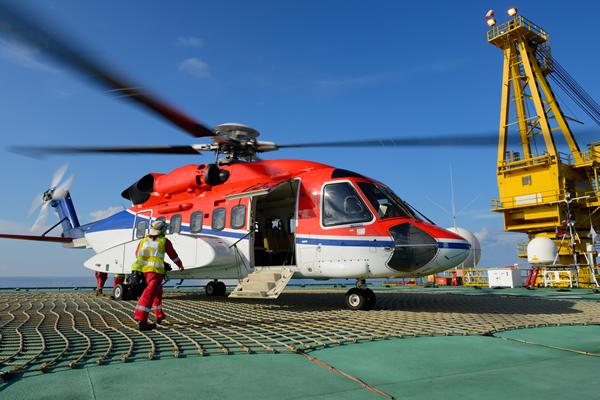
450;163;457;230
426;162;482;228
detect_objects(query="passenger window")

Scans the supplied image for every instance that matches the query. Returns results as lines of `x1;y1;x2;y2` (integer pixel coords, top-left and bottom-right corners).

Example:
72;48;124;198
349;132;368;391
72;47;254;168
231;205;246;229
190;211;203;233
136;220;147;238
212;208;226;231
322;183;372;227
169;214;182;234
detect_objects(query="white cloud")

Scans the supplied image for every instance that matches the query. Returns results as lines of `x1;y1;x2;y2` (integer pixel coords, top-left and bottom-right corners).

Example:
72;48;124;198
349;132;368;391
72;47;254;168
177;37;204;47
178;58;209;78
475;224;525;247
90;206;121;221
473;223;530;267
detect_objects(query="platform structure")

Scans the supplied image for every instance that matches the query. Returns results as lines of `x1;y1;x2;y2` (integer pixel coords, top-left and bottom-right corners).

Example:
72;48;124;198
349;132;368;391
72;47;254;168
487;15;600;274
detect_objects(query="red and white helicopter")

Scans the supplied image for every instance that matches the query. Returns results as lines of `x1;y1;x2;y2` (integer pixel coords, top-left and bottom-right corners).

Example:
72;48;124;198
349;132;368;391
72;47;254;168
0;3;472;310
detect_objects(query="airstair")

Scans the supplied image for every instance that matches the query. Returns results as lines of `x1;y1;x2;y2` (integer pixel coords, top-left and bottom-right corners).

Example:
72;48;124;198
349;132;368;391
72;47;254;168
228;268;295;299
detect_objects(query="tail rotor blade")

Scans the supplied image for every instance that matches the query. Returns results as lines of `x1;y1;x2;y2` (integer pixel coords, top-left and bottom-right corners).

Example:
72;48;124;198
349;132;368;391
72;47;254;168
50;163;69;189
52;173;75;200
30;203;49;232
26;193;44;218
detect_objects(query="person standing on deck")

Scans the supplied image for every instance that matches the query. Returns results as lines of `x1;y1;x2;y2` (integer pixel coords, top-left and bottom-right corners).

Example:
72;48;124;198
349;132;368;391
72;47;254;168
132;220;184;331
95;271;108;296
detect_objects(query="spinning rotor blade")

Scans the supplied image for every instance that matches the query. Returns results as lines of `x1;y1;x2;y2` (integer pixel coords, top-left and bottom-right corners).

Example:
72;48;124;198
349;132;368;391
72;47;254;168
52;173;75;200
278;129;600;150
0;2;213;138
278;134;501;149
50;163;68;189
11;145;206;157
30;202;49;232
26;193;43;219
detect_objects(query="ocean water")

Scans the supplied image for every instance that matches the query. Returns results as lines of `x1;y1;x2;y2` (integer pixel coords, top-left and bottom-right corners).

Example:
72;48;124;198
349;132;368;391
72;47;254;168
0;276;212;289
0;276;380;290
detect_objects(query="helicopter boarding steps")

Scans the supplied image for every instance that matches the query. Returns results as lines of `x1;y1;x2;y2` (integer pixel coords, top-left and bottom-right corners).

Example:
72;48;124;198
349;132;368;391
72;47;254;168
229;268;294;299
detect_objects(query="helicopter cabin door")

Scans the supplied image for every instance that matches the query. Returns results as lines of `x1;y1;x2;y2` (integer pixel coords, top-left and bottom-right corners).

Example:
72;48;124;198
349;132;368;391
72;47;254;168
225;179;299;268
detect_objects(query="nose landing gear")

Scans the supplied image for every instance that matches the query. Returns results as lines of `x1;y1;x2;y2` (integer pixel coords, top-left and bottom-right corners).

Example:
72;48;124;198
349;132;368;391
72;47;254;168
345;279;376;310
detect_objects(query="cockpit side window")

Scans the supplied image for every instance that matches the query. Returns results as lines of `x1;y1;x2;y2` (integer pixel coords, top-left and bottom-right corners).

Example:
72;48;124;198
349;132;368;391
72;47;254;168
322;182;372;227
356;182;414;219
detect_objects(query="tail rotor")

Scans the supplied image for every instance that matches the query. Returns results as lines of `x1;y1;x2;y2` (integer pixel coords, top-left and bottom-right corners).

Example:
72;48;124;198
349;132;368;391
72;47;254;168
28;163;75;232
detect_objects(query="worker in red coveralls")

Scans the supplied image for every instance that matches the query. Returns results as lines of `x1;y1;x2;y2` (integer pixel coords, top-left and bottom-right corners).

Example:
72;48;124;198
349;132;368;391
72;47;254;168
132;220;184;331
95;271;108;296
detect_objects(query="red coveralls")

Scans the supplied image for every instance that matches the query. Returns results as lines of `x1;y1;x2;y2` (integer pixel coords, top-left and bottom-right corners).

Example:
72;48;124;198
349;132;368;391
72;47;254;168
113;274;125;288
134;239;183;323
95;271;108;289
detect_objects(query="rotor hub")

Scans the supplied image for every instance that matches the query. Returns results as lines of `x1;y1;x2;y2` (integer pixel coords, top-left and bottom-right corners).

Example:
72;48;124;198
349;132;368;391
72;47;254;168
212;123;259;141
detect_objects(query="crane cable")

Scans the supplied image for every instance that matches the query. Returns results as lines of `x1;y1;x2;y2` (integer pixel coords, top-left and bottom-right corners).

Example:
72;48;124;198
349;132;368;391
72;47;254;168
547;57;600;126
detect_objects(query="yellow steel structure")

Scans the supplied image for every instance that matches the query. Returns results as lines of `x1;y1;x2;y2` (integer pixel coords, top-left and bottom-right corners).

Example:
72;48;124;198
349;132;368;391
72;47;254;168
487;15;600;266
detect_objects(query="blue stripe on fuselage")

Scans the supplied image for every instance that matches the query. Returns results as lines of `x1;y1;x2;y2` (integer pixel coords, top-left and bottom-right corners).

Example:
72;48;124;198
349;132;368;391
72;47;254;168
296;237;395;247
296;237;470;249
439;242;471;250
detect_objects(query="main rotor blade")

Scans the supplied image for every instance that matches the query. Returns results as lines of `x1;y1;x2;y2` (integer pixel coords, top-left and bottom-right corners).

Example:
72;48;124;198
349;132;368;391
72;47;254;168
11;145;206;157
277;134;501;149
0;2;213;138
278;130;600;149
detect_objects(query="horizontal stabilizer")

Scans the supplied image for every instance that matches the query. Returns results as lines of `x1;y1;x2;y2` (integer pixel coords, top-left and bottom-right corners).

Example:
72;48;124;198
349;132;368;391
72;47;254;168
0;233;72;243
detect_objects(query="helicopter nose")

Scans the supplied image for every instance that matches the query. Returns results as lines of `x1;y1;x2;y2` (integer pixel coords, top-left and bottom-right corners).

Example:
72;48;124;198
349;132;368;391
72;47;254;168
434;240;471;269
387;223;471;273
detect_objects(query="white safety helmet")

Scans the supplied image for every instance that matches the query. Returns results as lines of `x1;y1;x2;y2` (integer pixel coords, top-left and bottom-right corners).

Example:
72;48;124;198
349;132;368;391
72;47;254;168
149;220;167;236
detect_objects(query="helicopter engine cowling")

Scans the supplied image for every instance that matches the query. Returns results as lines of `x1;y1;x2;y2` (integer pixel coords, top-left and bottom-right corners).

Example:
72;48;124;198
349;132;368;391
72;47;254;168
153;164;205;195
153;164;230;196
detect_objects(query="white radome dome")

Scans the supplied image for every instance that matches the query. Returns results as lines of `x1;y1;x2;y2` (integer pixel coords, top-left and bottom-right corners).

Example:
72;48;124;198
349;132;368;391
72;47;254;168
446;227;481;268
527;237;558;265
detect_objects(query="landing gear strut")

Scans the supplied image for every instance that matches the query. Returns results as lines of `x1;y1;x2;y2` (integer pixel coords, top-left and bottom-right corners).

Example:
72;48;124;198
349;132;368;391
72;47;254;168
345;279;376;310
206;280;227;296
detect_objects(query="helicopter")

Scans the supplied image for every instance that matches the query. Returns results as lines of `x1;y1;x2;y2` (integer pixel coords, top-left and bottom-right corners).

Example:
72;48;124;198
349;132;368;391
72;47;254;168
0;2;473;310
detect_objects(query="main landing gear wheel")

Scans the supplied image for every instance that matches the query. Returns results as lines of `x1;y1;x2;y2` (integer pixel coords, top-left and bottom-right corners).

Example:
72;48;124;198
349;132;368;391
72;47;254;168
206;281;226;296
114;283;129;301
345;288;376;310
364;288;376;310
206;281;217;296
217;281;226;296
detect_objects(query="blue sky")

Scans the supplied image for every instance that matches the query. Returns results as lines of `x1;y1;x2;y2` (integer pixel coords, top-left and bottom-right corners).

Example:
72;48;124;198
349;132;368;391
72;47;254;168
0;0;598;277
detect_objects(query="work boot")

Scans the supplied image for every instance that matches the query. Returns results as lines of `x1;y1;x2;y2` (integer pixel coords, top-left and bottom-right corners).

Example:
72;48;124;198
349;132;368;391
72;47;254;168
95;288;100;297
156;317;164;324
137;321;156;331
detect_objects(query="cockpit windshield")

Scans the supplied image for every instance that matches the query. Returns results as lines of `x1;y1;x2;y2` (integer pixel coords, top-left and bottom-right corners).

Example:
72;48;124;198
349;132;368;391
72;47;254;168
356;182;417;220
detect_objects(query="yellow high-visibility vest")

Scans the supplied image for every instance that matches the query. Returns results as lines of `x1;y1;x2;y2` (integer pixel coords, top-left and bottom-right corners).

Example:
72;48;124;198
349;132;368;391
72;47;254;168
131;237;167;274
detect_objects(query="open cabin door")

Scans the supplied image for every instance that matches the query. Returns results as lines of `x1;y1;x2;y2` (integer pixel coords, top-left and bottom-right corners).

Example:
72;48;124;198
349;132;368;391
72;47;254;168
225;179;299;268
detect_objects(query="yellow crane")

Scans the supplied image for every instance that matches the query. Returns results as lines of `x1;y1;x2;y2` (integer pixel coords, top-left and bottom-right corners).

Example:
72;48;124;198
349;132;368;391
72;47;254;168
487;10;600;286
